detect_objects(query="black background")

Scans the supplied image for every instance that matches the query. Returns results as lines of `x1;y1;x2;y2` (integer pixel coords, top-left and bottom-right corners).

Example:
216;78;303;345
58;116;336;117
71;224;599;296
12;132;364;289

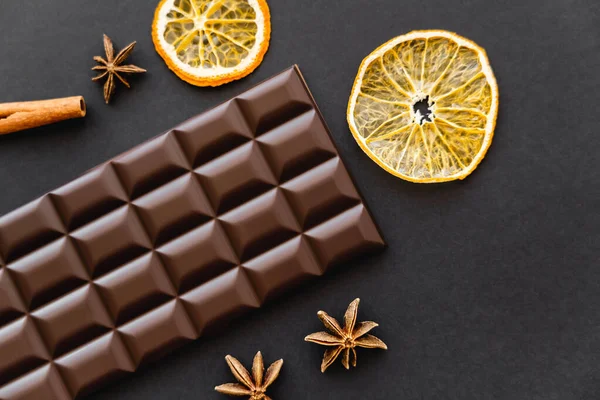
1;1;599;399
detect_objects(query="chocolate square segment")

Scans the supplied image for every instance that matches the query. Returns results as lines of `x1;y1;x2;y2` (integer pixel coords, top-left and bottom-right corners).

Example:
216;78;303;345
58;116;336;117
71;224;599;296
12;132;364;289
237;67;314;135
181;268;260;333
305;205;385;269
112;132;190;199
95;253;176;325
51;164;128;231
8;237;88;310
133;174;214;246
0;268;26;325
31;285;113;357
0;317;50;386
256;109;337;181
195;142;277;214
174;99;253;168
118;300;197;366
0;66;384;397
70;206;152;277
243;237;323;302
219;189;301;262
0;364;71;400
55;332;134;398
157;221;238;294
0;196;65;262
281;158;361;229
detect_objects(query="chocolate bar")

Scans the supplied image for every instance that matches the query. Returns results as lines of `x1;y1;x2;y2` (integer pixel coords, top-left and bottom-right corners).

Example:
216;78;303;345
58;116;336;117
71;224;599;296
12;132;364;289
0;66;384;399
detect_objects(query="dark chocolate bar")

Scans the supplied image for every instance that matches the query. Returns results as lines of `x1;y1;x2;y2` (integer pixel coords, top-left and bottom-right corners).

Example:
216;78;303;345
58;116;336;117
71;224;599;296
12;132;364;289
0;66;384;399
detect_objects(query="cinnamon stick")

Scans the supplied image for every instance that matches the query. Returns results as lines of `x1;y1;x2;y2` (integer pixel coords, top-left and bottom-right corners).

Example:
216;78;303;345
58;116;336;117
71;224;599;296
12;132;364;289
0;96;86;135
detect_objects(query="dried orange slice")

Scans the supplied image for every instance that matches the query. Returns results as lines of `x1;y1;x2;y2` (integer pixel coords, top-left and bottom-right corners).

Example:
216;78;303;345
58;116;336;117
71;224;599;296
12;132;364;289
347;30;499;183
152;0;271;86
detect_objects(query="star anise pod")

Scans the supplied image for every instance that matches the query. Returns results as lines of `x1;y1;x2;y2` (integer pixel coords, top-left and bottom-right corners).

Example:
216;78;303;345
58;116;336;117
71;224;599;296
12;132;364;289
92;34;146;104
215;351;283;400
305;298;387;372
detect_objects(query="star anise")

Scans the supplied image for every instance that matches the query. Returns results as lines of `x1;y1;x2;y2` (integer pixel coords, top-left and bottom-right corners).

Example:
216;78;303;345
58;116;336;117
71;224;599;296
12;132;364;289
92;34;146;104
215;351;283;400
305;298;387;372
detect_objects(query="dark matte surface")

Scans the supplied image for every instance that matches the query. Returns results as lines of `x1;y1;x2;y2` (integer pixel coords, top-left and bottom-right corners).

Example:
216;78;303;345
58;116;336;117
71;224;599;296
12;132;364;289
0;0;598;399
